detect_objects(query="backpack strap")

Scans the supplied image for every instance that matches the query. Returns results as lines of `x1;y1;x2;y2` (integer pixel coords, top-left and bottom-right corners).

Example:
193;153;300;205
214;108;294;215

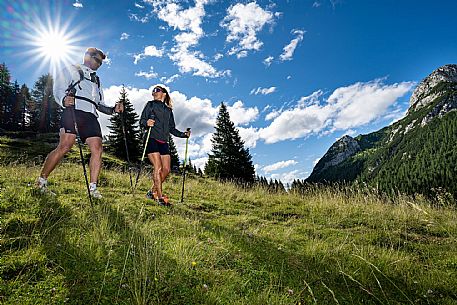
65;65;85;95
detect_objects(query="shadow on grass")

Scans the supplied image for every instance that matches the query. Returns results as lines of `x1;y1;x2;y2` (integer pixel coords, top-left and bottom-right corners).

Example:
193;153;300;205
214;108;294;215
34;193;215;304
202;220;453;305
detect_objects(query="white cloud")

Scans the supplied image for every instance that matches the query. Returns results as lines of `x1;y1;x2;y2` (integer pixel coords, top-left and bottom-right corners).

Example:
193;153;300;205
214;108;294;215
227;100;259;126
312;1;322;8
147;0;229;78
328;79;416;130
135;2;145;9
73;1;83;8
263;160;298;173
269;170;307;186
263;56;274;66
259;79;415;143
235;50;248;59
260;103;332;144
135;67;159;79
103;56;112;66
191;157;208;171
160;74;180;84
134;45;164;64
298;90;324;107
129;13;151;23
279;29;305;61
238;127;260;148
250;86;276;95
169;91;217;137
214;53;223;61
265;110;280;121
169;49;230;78
120;33;130;40
221;2;275;58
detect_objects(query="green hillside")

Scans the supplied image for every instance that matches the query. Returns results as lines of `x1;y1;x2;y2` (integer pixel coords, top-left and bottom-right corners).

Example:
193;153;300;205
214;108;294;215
1;160;457;304
307;78;457;199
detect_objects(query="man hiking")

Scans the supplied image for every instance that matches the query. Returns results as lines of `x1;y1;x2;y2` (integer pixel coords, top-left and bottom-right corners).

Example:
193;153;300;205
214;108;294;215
36;47;123;198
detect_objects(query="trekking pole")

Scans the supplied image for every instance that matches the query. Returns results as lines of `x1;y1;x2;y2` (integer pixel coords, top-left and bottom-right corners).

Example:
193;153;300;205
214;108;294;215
120;103;133;190
69;103;93;207
180;128;191;203
133;126;152;192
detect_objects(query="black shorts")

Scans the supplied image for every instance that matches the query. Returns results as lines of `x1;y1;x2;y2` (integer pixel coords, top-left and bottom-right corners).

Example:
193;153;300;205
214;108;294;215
146;138;170;155
60;109;102;143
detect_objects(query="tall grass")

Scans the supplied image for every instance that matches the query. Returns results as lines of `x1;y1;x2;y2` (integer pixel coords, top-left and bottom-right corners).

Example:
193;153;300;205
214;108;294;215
1;163;456;304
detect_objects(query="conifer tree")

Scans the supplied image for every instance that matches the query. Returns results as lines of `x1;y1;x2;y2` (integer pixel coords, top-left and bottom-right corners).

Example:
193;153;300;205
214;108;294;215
20;84;31;130
30;74;60;132
187;158;194;173
2;81;19;130
205;102;255;183
106;86;141;161
168;135;180;172
0;63;12;129
8;81;23;130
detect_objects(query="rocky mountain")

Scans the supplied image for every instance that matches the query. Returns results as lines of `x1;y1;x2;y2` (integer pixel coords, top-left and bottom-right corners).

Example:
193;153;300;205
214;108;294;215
306;64;457;198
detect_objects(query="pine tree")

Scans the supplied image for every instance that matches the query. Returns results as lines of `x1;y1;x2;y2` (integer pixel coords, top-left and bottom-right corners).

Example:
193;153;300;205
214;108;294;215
8;81;23;130
106;86;141;161
205;102;255;183
187;158;194;173
0;63;12;129
168;135;180;172
30;74;60;132
20;84;32;130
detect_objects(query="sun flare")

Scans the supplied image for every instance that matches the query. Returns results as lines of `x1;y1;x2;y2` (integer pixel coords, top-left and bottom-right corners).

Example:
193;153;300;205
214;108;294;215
15;6;86;77
36;30;71;63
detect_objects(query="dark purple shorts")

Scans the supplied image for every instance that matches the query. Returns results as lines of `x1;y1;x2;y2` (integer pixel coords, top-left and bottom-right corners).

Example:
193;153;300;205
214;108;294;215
146;138;170;155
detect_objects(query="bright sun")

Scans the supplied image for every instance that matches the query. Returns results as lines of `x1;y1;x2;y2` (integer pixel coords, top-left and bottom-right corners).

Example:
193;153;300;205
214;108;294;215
21;14;84;76
36;30;71;63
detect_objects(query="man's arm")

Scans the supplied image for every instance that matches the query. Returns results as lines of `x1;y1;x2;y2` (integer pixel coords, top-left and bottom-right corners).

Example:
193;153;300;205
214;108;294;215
53;67;74;108
96;83;116;115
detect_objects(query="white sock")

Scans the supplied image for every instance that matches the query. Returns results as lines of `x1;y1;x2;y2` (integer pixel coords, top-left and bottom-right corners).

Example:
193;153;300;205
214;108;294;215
89;183;97;191
38;177;47;186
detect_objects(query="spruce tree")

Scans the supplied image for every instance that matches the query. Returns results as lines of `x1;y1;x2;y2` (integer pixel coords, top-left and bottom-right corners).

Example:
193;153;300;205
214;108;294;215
205;102;255;183
20;84;31;130
168;135;180;172
106;86;141;161
30;74;60;132
187;158;194;173
0;63;12;129
8;81;23;130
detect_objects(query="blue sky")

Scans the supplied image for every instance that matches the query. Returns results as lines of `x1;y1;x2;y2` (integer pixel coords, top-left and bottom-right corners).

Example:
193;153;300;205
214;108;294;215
1;0;457;184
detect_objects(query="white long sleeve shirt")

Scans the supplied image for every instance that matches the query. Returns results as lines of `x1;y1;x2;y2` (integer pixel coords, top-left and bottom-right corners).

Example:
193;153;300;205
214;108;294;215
53;64;113;117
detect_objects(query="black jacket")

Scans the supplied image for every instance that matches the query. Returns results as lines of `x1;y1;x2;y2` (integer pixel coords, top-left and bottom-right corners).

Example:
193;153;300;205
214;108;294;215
140;100;187;142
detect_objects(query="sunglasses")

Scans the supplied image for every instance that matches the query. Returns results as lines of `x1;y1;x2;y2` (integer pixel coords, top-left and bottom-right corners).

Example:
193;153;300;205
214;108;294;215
152;87;164;93
88;53;103;65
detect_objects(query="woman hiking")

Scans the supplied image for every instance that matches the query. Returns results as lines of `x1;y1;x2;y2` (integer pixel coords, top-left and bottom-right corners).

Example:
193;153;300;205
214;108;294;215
139;84;190;206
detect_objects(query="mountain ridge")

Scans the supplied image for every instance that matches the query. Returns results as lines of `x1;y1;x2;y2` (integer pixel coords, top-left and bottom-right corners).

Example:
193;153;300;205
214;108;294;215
306;64;457;198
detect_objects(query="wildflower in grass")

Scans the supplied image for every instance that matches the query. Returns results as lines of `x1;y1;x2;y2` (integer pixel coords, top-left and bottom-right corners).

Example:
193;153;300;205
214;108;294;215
287;289;294;295
203;284;208;291
191;261;197;267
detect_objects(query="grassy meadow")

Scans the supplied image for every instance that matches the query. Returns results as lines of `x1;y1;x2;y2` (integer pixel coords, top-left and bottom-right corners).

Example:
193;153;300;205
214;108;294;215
1;136;457;304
